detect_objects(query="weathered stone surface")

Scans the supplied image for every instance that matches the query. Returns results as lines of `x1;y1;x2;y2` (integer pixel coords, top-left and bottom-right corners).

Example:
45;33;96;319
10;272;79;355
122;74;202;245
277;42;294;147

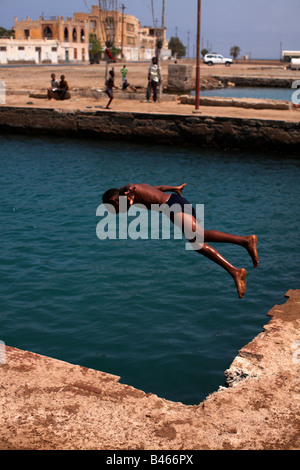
213;76;295;88
0;290;299;450
180;95;291;110
167;64;193;92
0;106;299;154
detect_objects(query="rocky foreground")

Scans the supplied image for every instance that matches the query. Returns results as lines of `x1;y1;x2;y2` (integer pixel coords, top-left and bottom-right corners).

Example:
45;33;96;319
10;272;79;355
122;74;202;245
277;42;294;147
0;290;299;450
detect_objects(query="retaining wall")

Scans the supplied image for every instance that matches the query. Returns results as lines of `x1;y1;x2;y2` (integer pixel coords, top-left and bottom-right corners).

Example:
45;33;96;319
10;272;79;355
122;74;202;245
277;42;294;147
0;106;300;154
213;76;295;88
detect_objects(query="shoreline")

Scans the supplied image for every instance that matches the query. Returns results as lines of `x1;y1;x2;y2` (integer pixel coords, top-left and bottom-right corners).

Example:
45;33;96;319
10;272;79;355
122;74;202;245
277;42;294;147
1;290;299;450
1;103;300;155
1;62;300;449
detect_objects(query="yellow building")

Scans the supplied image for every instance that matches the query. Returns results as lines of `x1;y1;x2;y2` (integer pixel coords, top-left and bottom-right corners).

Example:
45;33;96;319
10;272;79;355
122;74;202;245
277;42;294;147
74;5;169;61
13;6;169;63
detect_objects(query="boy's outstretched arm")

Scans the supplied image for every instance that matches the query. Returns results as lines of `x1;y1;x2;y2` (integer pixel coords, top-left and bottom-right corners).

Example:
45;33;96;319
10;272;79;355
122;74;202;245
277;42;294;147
119;183;136;195
153;183;186;195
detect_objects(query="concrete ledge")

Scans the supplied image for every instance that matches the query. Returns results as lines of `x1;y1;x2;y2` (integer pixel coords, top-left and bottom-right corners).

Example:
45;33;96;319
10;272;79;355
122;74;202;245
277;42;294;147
26;89;178;102
0;105;300;154
213;76;295;88
180;95;291;110
1;290;299;450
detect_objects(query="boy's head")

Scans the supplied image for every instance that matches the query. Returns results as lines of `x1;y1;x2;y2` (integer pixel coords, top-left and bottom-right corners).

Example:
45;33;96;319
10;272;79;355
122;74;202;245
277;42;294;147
102;187;128;213
102;187;133;213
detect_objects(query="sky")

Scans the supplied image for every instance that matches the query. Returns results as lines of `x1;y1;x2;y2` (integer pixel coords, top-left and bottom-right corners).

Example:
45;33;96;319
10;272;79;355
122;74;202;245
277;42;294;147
1;0;299;59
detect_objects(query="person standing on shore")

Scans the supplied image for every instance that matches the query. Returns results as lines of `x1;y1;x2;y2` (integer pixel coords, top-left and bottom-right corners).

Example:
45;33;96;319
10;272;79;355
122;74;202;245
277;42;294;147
120;65;128;88
146;57;160;103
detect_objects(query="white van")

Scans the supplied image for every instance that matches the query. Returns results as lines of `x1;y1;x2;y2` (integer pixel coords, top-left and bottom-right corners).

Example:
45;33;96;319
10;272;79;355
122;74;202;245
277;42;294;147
291;58;300;70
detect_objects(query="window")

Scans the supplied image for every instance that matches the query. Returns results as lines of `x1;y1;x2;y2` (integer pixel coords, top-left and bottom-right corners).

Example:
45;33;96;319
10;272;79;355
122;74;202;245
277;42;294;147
18;47;25;50
43;26;53;39
52;47;57;52
74;48;77;59
80;28;85;43
24;29;30;38
64;27;69;42
0;47;7;51
72;28;77;42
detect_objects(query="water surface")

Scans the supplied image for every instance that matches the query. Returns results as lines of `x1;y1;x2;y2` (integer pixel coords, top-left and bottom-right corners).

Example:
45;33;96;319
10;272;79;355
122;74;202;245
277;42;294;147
0;134;299;404
199;87;293;101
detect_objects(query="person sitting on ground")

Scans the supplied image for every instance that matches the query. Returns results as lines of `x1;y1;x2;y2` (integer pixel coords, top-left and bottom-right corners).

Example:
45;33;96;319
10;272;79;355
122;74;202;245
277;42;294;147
122;78;130;90
47;73;59;100
102;183;259;299
57;75;69;100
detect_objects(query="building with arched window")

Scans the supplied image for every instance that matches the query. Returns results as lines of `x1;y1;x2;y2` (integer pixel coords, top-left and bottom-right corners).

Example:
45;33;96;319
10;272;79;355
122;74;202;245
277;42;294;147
12;15;89;63
74;5;169;61
9;7;170;64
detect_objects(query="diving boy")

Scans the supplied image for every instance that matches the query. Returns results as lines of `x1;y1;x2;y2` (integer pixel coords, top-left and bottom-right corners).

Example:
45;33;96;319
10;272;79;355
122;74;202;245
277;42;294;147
102;183;259;299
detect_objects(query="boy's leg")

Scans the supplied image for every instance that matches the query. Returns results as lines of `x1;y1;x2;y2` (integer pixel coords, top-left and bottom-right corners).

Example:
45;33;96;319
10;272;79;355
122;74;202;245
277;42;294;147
195;243;247;298
172;212;247;298
106;91;113;109
204;230;259;267
146;82;151;101
152;81;158;102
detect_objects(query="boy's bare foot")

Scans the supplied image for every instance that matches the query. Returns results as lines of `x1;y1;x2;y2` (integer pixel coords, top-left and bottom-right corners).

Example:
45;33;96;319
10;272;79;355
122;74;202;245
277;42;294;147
246;235;259;268
175;183;186;195
234;268;247;299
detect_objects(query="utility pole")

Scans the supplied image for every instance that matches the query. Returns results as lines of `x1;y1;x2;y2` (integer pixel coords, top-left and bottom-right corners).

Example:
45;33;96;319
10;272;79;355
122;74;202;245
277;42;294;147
121;3;125;58
151;0;165;102
98;1;118;84
194;0;201;112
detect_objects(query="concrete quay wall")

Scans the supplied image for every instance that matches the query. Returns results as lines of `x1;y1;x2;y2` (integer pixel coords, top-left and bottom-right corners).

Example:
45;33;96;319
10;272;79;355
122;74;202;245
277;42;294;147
1;290;300;450
213;76;295;88
0;106;300;154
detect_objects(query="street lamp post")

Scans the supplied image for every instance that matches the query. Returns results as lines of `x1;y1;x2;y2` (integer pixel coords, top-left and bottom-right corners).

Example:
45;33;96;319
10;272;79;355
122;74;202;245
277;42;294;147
195;0;201;112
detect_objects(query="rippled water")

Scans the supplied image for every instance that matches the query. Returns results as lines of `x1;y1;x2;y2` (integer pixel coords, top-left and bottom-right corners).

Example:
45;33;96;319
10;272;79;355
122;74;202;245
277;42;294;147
0;134;299;404
199;87;293;101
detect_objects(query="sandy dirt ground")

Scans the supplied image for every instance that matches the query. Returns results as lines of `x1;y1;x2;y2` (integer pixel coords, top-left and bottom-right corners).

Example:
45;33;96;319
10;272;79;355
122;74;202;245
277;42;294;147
1;60;300;121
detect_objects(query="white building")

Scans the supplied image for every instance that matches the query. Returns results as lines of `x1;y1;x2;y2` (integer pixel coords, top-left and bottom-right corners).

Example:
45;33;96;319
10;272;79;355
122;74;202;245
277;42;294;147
0;37;89;65
282;50;300;62
0;37;64;64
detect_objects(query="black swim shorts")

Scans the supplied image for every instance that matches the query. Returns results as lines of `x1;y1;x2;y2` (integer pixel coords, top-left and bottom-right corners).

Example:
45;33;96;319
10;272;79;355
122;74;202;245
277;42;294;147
163;193;196;219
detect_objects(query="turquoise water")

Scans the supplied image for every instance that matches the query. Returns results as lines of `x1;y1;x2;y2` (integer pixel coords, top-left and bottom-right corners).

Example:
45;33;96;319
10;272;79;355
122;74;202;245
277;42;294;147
199;87;293;101
0;134;299;405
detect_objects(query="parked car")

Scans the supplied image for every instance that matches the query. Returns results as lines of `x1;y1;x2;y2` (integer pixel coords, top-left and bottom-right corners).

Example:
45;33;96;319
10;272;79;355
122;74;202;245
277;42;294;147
204;54;233;66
